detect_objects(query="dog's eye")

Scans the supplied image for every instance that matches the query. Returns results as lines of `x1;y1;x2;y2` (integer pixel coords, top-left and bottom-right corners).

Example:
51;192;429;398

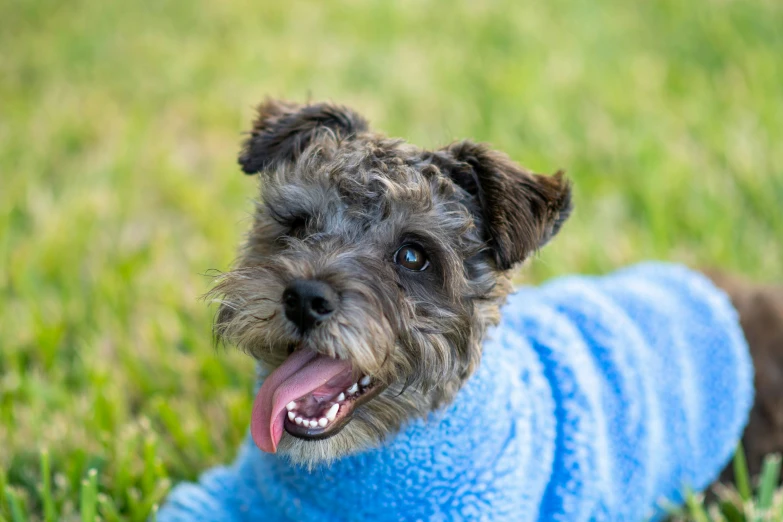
394;245;429;271
287;215;308;237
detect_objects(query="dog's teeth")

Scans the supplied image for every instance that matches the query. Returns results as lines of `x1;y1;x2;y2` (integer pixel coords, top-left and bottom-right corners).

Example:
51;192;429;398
318;418;328;427
287;411;295;421
309;420;319;428
337;392;345;402
286;401;297;411
360;375;371;386
295;417;303;425
326;403;339;421
347;383;358;394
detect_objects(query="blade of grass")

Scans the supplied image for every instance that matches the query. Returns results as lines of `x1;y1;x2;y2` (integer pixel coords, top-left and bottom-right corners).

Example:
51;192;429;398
0;472;6;521
718;499;745;522
126;487;141;517
756;453;781;514
707;503;729;522
39;450;56;522
141;434;158;495
734;443;753;503
685;489;712;522
3;488;27;522
80;469;98;522
778;489;783;522
97;493;122;522
131;478;170;522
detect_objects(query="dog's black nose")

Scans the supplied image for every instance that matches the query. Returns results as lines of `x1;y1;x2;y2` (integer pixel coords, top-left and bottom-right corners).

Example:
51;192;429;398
282;279;339;332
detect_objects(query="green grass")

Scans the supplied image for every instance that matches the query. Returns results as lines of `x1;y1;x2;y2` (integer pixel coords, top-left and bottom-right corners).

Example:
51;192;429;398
1;0;781;520
668;449;783;522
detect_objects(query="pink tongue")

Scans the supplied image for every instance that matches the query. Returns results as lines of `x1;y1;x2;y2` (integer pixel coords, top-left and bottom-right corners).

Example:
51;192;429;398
251;350;353;453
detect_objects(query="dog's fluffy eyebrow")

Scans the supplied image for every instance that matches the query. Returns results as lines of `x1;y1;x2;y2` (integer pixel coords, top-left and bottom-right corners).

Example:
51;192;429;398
261;182;332;226
264;202;309;225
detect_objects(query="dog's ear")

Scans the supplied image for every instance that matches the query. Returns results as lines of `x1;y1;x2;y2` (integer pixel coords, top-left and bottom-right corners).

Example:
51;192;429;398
239;99;369;174
436;140;572;270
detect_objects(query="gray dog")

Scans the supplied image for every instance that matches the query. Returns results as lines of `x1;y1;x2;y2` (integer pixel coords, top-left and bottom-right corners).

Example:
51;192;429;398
158;99;782;521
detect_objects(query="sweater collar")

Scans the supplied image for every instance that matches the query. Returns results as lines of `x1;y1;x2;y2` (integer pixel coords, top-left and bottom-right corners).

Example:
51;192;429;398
246;322;553;520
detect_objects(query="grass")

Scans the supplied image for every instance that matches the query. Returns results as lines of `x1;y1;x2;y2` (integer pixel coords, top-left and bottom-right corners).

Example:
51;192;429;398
0;452;771;522
668;449;783;522
1;0;781;520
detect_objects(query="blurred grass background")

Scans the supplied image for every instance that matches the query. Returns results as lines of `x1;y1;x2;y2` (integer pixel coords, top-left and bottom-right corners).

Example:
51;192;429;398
1;0;782;519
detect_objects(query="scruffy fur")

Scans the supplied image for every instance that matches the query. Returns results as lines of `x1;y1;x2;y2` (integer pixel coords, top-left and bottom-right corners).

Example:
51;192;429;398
209;99;571;466
209;99;783;478
707;271;783;484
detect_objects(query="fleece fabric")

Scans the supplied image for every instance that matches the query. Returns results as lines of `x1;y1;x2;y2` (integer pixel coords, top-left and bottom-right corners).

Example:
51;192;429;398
157;262;753;521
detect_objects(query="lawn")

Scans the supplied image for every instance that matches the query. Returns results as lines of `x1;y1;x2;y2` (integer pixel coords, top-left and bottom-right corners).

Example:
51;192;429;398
1;0;782;520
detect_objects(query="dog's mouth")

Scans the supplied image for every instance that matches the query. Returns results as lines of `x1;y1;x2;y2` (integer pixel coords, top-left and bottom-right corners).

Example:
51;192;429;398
250;348;385;453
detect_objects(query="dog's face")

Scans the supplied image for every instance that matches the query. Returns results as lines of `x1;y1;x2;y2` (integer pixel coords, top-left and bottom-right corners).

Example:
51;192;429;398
211;100;571;466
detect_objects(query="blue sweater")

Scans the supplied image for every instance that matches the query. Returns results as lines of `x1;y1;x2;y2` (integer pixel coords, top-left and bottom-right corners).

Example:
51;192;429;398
158;263;753;521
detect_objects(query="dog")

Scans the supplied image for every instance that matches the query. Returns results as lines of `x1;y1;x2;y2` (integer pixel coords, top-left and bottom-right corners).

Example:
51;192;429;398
157;99;782;521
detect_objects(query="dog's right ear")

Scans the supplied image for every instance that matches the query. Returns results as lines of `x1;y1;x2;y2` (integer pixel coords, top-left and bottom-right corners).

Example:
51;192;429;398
239;99;369;174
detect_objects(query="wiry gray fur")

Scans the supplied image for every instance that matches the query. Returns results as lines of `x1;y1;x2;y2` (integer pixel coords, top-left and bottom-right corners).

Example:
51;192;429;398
208;99;571;467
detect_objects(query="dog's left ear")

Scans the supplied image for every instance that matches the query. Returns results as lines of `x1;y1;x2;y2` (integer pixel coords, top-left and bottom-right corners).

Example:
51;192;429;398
436;140;572;270
239;99;369;174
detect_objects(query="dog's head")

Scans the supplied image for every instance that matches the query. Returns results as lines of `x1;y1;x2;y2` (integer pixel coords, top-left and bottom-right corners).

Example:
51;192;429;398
211;99;571;465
